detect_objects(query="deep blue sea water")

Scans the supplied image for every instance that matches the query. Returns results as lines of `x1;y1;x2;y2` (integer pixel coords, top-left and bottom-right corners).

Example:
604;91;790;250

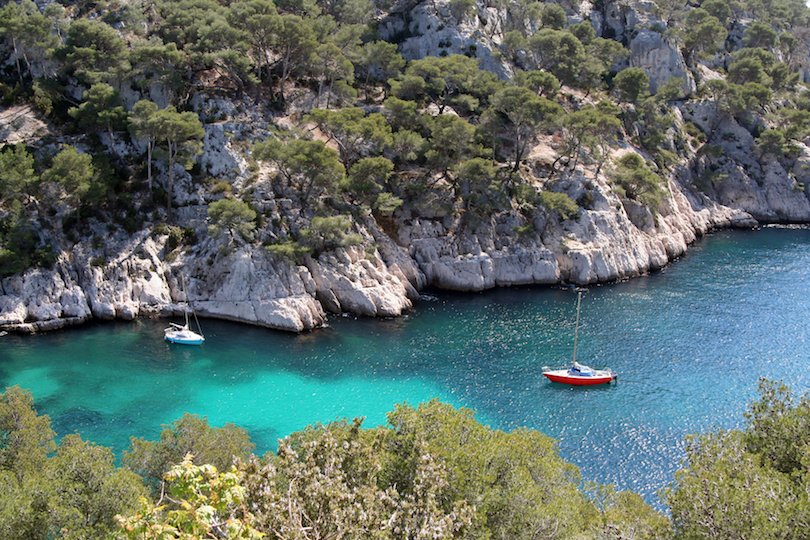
1;227;809;505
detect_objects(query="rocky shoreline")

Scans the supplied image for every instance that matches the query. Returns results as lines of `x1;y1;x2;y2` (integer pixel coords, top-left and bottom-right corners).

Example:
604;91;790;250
4;0;810;335
0;181;770;336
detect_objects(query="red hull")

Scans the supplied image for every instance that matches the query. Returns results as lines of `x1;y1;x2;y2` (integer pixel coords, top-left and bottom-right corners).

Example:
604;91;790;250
543;372;616;386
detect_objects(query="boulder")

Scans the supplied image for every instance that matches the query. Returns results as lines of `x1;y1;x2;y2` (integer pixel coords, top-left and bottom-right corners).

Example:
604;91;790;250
630;29;695;96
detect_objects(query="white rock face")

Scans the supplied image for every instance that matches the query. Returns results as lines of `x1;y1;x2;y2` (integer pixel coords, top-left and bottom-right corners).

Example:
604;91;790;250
407;218;560;291
0;137;801;336
308;245;417;317
680;102;810;222
379;0;511;77
199;123;247;180
184;244;325;332
0;222;422;333
400;169;753;289
0;105;51;145
629;30;696;96
2;1;809;334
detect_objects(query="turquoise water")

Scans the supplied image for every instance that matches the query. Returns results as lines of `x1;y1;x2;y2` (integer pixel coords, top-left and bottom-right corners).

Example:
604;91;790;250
1;227;809;504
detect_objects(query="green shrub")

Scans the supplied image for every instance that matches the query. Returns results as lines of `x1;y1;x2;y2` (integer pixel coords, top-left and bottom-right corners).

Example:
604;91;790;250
613;67;650;103
373;192;404;217
513;223;535;236
302;215;363;252
32;80;54;116
207;198;257;242
514;183;539;209
666;380;809;539
610;153;665;209
33;245;57;269
154;223;191;251
538;190;580;220
210;180;233;195
684;122;705;141
757;129;788;157
152;223;171;236
266;240;311;262
0;248;31;277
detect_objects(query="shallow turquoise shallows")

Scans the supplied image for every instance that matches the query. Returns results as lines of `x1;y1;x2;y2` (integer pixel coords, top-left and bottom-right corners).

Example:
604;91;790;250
2;227;809;505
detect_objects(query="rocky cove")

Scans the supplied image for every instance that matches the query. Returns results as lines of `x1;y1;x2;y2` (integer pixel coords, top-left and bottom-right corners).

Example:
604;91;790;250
3;0;810;334
0;150;795;335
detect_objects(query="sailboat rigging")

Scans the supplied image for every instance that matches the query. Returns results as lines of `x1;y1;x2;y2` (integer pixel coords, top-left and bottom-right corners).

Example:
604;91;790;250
164;275;205;345
542;290;616;386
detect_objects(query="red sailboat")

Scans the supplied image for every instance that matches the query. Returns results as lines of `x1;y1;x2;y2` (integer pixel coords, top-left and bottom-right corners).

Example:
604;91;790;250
542;291;617;386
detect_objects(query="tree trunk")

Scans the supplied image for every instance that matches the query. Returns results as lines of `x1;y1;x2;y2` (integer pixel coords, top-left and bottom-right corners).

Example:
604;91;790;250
364;71;371;102
21;48;32;79
325;77;333;110
549;154;564;178
11;37;23;84
594;157;606;180
302;177;315;206
167;140;175;222
279;52;291;100
571;142;582;171
512;129;523;174
146;140;153;192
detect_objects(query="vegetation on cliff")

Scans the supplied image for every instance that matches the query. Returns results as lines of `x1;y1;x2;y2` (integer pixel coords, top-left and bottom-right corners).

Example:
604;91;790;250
0;381;807;538
2;0;810;285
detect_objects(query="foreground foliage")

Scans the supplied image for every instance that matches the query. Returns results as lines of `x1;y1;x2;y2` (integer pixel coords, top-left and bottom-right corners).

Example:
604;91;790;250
0;380;808;539
666;379;810;539
0;387;146;539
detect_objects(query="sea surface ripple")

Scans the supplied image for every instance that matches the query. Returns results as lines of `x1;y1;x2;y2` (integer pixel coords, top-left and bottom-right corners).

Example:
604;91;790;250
1;227;809;505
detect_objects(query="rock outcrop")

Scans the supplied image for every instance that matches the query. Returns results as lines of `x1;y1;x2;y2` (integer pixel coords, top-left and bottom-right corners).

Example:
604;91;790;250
0;144;772;334
629;30;696;96
378;0;512;77
399;167;755;292
2;0;810;334
0;225;423;333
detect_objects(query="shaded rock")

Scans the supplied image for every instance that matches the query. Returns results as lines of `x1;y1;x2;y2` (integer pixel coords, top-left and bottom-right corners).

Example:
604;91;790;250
630;30;695;96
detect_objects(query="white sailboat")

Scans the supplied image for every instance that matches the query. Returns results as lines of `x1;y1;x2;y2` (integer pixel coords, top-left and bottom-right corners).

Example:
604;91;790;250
164;310;205;345
164;277;205;345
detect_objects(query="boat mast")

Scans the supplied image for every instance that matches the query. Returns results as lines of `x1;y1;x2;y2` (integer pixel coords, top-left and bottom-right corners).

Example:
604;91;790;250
181;273;204;337
571;291;582;365
181;274;190;328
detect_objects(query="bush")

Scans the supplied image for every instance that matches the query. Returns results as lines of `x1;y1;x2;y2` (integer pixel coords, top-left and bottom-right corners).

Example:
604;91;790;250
757;129;788;157
123;413;255;493
610;153;665;209
684;121;706;143
154;223;191;251
513;183;538;209
302;215;363;252
513;223;535;236
209;180;233;195
32;80;54;116
373;192;404;216
207;198;257;242
33;245;57;269
266;240;311;262
0;247;31;277
0;221;38;277
613;67;650;103
538;190;580;220
666;380;809;539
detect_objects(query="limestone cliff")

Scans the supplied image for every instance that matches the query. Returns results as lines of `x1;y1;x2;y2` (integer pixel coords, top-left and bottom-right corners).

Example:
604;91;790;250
1;0;809;333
